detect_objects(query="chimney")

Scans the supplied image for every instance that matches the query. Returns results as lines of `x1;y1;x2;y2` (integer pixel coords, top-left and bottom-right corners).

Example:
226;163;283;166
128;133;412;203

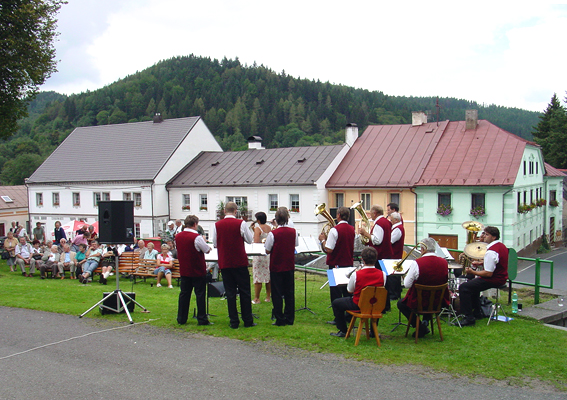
247;136;264;150
345;123;358;147
465;109;478;130
153;113;163;123
411;111;427;126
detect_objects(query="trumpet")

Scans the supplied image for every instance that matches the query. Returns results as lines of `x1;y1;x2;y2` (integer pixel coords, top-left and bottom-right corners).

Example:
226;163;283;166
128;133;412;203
315;203;335;239
350;202;371;245
393;241;425;272
346;265;362;279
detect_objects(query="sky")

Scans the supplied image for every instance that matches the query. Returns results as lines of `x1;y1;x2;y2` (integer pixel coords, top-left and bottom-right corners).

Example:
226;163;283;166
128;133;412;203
41;1;567;113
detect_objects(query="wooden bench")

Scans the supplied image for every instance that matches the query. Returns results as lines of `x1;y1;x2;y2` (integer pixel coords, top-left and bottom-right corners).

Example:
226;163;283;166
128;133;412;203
118;251;139;277
132;259;157;283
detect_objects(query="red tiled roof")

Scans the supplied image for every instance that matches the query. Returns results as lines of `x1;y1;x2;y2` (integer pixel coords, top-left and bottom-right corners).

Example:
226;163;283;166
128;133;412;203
0;185;28;210
545;163;566;177
326;121;448;188
416;120;533;186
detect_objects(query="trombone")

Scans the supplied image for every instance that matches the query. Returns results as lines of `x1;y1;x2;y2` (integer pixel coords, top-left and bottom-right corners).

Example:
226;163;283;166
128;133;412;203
392;242;425;272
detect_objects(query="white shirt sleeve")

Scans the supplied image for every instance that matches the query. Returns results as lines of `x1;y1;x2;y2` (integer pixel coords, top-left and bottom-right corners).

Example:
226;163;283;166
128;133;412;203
264;232;275;252
241;220;253;244
403;260;419;288
211;223;217;248
372;222;384;246
195;235;211;253
484;249;499;273
391;227;401;244
347;271;356;293
325;226;339;250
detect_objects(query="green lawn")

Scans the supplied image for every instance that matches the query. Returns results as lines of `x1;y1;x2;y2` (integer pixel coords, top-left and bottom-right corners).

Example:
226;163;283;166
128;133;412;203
1;262;566;391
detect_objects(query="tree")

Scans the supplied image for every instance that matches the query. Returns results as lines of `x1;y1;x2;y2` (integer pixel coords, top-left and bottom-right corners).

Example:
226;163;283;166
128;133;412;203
0;0;66;137
1;153;44;185
532;93;567;168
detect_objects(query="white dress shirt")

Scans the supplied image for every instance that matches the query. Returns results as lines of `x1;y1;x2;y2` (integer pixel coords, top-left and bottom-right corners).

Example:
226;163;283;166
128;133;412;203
264;225;298;252
483;240;501;273
391;222;403;244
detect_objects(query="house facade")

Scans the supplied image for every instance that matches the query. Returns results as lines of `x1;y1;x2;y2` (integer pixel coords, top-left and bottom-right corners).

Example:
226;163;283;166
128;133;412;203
26;116;222;239
416;115;563;254
167;142;351;239
0;185;29;236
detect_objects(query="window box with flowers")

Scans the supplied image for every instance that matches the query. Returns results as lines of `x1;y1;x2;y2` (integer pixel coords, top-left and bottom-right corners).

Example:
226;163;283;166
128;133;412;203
518;204;530;214
536;198;547;207
182;205;191;211
470;205;485;218
437;204;453;216
199;206;207;211
290;207;300;213
550;199;559;207
269;207;278;212
529;202;537;210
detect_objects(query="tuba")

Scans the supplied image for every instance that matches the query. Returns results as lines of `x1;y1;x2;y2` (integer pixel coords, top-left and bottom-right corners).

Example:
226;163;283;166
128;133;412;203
460;221;485;270
350;202;371;245
315;203;335;238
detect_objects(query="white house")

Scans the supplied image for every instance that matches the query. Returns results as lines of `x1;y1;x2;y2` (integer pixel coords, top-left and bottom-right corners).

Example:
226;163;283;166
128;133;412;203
166;127;358;238
26;116;222;239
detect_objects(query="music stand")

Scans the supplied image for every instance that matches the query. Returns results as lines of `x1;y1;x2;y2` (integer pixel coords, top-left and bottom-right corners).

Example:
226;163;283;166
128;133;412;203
296;264;315;314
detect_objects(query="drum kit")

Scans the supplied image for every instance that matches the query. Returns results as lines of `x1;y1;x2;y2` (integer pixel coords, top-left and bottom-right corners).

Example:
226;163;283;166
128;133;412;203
448;221;487;313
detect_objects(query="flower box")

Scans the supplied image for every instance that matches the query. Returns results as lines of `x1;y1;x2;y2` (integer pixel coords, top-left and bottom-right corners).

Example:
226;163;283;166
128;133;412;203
182;205;191;211
437;204;452;216
470;205;485;218
290;207;300;213
550;199;559;207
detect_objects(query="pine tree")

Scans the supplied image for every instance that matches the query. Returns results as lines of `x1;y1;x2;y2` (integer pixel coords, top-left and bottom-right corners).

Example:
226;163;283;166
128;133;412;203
532;93;567;168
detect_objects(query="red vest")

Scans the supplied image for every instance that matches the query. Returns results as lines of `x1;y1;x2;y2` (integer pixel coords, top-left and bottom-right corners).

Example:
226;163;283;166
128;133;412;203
327;222;354;267
215;218;248;269
352;267;385;305
370;217;393;259
482;242;509;286
269;227;296;273
403;255;450;309
175;231;206;277
391;224;405;259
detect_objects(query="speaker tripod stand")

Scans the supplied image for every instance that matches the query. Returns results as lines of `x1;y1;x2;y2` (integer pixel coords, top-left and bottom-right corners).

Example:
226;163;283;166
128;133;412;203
79;255;149;324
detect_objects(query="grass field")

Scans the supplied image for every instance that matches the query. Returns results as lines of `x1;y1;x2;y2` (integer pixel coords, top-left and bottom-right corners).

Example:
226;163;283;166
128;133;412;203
1;262;566;391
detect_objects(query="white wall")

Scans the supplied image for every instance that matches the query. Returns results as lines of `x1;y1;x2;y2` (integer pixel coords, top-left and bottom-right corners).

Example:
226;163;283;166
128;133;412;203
168;185;329;239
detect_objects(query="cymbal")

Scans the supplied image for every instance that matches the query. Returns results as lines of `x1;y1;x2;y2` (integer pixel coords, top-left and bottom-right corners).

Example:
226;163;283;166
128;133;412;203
463;242;487;259
462;221;484;232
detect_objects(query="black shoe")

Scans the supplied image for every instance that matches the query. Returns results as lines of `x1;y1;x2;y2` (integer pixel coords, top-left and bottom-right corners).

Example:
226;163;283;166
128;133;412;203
418;325;430;338
198;321;213;326
330;331;346;337
272;321;286;326
40;276;45;280
100;277;107;285
460;318;476;327
230;324;239;329
78;275;84;283
244;323;257;328
22;272;26;276
326;320;337;325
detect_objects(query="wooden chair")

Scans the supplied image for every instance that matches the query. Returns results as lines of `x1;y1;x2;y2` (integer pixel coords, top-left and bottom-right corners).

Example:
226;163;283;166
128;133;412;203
345;286;388;347
405;283;448;343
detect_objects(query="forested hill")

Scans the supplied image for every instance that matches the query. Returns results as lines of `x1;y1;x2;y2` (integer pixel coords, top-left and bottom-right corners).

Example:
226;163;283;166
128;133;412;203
1;54;541;185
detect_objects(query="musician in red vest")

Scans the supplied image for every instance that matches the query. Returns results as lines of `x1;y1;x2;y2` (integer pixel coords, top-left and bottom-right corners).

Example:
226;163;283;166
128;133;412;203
388;212;405;300
264;207;298;326
459;226;509;326
211;201;255;329
176;215;212;326
330;247;387;337
359;205;393;260
319;206;355;324
397;237;450;338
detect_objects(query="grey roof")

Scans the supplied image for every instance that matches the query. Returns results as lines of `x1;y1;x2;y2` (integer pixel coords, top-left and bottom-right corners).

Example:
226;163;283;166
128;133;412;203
27;117;200;184
0;185;28;210
168;145;345;187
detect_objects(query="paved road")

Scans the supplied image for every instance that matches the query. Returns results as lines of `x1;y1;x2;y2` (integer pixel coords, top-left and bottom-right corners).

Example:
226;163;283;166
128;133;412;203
516;247;567;292
0;307;565;400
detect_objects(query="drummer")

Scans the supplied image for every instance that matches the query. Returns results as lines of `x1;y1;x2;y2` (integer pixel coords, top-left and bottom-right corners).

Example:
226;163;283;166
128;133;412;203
458;226;509;326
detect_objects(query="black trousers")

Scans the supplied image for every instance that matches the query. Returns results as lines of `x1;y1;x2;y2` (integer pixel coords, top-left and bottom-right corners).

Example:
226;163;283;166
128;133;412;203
328;266;351;318
177;275;208;325
332;296;358;333
459;277;497;319
270;270;295;326
397;298;431;328
221;267;253;328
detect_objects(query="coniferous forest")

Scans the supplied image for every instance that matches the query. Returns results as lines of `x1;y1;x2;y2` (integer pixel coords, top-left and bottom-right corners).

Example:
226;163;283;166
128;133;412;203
1;54;541;185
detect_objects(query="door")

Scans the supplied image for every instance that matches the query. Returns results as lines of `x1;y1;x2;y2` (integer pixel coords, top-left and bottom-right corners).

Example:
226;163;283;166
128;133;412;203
429;234;459;260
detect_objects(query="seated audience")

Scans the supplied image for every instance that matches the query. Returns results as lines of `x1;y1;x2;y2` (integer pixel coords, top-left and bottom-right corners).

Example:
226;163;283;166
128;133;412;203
75;243;88;277
40;245;59;279
58;244;77;279
15;236;36;277
141;242;158;260
155;244;174;288
99;244;120;285
79;241;103;284
4;231;19;272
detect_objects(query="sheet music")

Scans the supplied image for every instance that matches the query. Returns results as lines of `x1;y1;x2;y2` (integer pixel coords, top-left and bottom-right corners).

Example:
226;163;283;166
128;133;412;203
379;259;409;275
327;267;356;286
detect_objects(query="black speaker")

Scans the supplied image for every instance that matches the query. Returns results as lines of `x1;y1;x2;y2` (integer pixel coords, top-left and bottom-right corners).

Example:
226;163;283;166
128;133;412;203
100;292;136;314
208;281;225;297
98;201;134;244
329;207;355;226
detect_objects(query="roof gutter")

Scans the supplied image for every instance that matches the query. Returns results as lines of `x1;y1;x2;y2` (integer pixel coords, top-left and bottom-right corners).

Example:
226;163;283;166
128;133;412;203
502;187;513;244
410;187;417;243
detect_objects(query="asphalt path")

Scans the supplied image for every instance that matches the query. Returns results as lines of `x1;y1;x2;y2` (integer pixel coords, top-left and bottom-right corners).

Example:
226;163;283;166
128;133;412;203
516;247;567;292
1;307;565;400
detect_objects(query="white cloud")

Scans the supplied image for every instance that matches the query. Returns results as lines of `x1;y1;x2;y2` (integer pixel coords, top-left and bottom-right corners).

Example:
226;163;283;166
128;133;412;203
41;1;567;112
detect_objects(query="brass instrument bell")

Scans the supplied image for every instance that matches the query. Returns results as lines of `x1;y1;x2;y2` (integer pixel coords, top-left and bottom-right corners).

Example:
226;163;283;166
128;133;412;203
314;203;335;238
350;201;371;245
